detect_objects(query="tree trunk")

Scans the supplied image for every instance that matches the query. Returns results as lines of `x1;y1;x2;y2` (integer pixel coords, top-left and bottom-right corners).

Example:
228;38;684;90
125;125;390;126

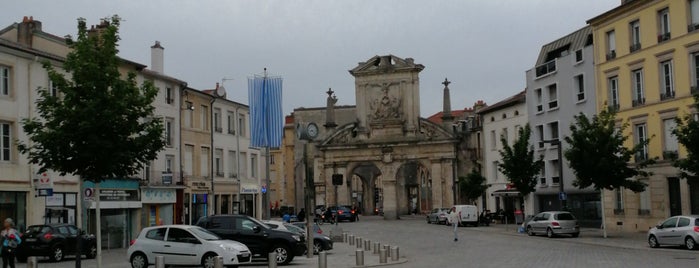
600;190;607;238
95;182;102;267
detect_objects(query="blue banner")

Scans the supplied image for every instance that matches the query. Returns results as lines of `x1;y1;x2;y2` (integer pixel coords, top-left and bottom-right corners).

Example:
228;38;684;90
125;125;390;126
247;76;283;148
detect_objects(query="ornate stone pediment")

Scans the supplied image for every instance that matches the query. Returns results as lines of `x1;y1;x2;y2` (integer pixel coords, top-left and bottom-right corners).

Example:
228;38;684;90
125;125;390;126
349;55;425;76
419;118;454;140
320;123;357;146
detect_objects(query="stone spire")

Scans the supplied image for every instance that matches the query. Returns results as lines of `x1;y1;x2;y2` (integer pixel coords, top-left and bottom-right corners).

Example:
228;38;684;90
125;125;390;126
324;88;338;128
441;78;454;123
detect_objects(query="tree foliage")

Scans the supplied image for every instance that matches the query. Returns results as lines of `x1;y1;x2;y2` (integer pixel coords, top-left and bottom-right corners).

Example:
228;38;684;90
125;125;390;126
673;94;699;181
458;169;488;204
17;16;164;182
498;124;543;198
564;108;652;192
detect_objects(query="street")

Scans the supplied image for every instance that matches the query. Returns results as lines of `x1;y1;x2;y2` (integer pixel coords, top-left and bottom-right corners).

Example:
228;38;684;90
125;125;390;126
12;216;698;268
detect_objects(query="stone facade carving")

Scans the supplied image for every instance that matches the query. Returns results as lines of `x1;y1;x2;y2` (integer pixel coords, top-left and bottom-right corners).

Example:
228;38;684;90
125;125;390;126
368;82;402;121
419;119;451;140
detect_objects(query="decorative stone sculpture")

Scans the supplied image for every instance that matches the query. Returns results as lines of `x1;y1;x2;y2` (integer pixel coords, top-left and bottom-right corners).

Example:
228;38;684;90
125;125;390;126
325;88;338;128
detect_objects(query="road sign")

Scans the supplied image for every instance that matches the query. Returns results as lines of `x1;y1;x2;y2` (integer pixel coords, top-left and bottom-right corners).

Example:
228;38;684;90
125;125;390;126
84;187;95;201
558;192;567;201
37;188;53;197
261;185;267;194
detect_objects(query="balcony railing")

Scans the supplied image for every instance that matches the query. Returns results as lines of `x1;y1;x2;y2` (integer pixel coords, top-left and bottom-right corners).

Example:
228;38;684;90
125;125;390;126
535;59;557;78
608;103;620;112
657;32;671;43
606;50;616;60
689;23;699;33
662;150;678;161
632;98;645;107
630;43;642;53
548;100;558;109
660;90;676;101
228;128;236;135
138;169;180;186
215;127;223;133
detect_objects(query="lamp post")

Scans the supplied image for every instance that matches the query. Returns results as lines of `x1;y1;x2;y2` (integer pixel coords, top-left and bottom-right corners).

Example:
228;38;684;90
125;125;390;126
297;122;318;258
541;139;565;210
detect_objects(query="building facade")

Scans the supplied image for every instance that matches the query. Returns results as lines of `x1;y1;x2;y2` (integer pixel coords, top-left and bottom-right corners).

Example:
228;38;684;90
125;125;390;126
525;26;602;227
589;0;699;232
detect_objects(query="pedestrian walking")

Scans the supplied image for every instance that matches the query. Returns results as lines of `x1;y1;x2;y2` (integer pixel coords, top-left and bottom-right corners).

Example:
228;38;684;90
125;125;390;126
1;218;21;268
448;208;461;242
282;212;291;223
297;208;306;222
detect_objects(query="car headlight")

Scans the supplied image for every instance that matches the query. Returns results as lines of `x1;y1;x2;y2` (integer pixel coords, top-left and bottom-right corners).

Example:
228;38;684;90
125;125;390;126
220;244;245;252
292;235;301;242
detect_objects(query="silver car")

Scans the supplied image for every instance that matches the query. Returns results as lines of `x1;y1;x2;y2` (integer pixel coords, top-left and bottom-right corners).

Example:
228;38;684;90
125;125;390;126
647;215;699;250
426;208;450;224
525;211;580;238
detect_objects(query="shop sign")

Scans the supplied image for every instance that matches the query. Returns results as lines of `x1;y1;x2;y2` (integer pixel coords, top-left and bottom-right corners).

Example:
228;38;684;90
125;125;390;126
100;189;140;202
142;188;176;204
189;181;211;191
46;194;64;206
240;183;259;194
34;172;53;196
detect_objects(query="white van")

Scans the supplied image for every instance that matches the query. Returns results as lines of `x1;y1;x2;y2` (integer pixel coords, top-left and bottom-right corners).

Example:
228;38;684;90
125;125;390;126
450;205;479;227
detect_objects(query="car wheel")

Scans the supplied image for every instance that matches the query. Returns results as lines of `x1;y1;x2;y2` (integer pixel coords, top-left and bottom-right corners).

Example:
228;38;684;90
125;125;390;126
202;253;218;268
685;237;697;250
313;240;323;254
272;244;292;265
648;235;660;248
546;228;554;238
50;245;64;262
85;244;97;259
426;217;430;224
571;233;580;238
130;252;148;268
526;226;534;236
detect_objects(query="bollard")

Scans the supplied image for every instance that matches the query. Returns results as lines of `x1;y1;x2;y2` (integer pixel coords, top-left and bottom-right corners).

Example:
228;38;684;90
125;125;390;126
349;235;355;245
373;242;380;254
268;252;278;268
355;249;364;266
391;246;399;261
342;232;348;243
155;256;165;268
384;245;391;258
27;257;38;268
214;256;224;268
318;251;328;268
356;237;362;249
379;248;388;264
364;240;371;251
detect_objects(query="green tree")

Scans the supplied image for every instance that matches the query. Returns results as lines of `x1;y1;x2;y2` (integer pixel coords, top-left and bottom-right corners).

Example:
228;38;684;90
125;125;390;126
498;124;544;199
564;108;652;193
458;169;488;204
17;16;164;266
672;95;699;181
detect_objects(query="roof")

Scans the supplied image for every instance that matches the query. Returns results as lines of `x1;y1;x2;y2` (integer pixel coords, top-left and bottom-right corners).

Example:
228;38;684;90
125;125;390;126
427;110;468;124
535;26;592;66
477;90;526;115
587;0;646;26
0;37;65;62
349;55;424;76
294;105;356;112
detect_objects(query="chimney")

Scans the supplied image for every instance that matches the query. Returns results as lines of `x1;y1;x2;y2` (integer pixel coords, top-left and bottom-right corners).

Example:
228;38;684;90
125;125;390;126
441;78;454;126
17;16;42;47
151;41;164;73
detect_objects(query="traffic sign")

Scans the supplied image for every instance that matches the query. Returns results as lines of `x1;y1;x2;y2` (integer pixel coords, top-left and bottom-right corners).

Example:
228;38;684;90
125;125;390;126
37;188;53;197
261;185;267;194
84;187;95;201
558;192;567;201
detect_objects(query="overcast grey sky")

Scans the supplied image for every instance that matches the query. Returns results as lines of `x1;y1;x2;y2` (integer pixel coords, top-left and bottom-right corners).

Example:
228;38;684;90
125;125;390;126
3;0;618;116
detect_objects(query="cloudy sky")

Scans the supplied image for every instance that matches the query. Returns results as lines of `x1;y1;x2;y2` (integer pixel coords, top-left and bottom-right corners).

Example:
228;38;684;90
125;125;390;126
3;0;618;116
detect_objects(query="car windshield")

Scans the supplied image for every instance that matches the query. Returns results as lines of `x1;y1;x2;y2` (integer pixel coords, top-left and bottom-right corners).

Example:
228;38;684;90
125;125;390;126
25;225;50;234
555;213;576;220
189;226;222;241
284;224;305;234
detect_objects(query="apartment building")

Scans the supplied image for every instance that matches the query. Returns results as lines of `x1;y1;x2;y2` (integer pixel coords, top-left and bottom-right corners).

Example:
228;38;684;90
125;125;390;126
588;0;699;232
525;26;601;227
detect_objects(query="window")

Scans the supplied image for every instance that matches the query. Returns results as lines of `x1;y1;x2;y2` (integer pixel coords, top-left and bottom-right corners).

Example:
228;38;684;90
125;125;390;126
201;105;209;130
693;53;699;92
1;122;10;161
575;49;583;63
550;160;560;185
678;217;691;227
615;188;624;213
144;163;152;180
606;30;616;59
635;123;648;161
165;118;174;146
632;69;645;106
228;150;237;178
492;161;499;181
215;149;223;177
48;80;58;97
0;66;9;96
490;130;496;150
663;118;679;159
166;228;197;243
201;147;210;177
535;88;543;113
227;111;235;134
238;114;246;137
574;74;585;101
166;87;173;104
630;20;641;52
547;84;558;109
660;60;675;100
165;155;174;173
214;108;221;133
548;122;559;140
660;217;678;229
270;154;275;165
184;145;194;176
539;166;546;186
67;226;78;235
500;128;508;144
250;154;258;178
536;125;544;149
658;8;671;42
239;152;247;178
184;101;193;128
691;0;699;30
146;228;167;241
639;180;651;215
608;76;620;110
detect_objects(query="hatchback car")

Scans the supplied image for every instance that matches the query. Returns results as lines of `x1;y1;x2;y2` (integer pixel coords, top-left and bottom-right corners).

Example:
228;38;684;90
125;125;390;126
426;208;451;224
525;211;580;238
266;221;333;254
16;224;97;262
647;215;699;250
326;206;355;222
127;225;251;268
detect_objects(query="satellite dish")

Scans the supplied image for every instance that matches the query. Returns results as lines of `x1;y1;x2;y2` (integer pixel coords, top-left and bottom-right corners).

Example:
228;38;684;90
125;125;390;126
215;86;226;97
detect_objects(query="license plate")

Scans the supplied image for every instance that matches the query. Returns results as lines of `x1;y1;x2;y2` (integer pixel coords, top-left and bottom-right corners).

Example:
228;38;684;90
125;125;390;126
26;238;36;242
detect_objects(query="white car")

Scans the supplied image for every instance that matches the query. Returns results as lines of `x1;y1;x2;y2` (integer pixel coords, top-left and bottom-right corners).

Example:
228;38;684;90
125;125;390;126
127;225;251;268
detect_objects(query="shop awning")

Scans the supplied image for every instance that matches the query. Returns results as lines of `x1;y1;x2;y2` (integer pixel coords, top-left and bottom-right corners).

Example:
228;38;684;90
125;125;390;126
491;189;521;197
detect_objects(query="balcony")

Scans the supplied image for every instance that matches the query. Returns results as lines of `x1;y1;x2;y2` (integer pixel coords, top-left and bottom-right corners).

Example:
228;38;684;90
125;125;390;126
660;90;676;101
632;98;645;107
606;50;616;60
215;171;225;177
608;103;620;112
657;32;671;43
548;100;558;110
215;127;223;133
689;23;699;33
166;97;174;104
535;59;557;78
228;128;236;135
662;150;678;161
229;172;238;179
629;43;642;53
139;169;180;186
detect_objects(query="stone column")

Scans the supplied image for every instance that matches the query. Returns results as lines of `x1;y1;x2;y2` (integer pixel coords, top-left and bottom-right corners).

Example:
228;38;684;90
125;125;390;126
443;160;455;207
380;163;398;220
430;160;443;209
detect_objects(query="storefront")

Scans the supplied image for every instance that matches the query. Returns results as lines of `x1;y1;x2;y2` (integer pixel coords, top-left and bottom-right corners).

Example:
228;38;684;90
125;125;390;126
141;187;176;227
83;179;141;250
44;192;77;224
213;181;239;215
184;181;210;224
0;191;27;231
240;182;259;218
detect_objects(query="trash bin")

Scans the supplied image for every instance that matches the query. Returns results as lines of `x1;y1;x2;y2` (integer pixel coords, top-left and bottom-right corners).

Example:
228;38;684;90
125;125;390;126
514;210;523;225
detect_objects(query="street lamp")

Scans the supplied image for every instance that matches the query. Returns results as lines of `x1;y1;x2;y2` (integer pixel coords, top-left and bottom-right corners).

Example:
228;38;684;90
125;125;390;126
540;139;566;210
297;122;318;258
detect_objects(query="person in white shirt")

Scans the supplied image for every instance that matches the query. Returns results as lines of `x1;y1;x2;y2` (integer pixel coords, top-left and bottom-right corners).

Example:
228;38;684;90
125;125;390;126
448;207;461;242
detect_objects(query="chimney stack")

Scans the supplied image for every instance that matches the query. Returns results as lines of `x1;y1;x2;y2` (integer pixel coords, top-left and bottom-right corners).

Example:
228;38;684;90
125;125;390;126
17;16;42;47
151;41;164;73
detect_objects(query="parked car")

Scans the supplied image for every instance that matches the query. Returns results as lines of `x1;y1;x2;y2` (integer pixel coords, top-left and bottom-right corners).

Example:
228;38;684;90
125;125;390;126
525;211;580;238
325;206;355;222
127;225;251;268
647;215;699;250
450;205;479;227
264;221;333;254
426;208;451;224
15;224;97;262
340;205;360;221
290;222;323;235
196;215;306;265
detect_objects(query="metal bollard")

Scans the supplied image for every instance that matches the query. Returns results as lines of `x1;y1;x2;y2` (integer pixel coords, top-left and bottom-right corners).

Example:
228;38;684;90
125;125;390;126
318;251;328;268
355;249;364;266
214;256;224;268
391;246;399;261
364;240;371;251
349;235;355;245
373;242;380;254
356;237;362;249
379;248;388;264
268;252;278;268
384;245;391;258
155;256;165;268
343;232;348;243
27;257;39;268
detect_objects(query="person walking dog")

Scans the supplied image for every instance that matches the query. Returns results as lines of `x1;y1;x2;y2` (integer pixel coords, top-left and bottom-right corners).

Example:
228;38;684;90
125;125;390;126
1;218;21;268
448;208;461;242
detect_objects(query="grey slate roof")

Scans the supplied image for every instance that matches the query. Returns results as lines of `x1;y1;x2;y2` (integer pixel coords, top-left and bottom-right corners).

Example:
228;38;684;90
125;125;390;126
535;26;592;66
